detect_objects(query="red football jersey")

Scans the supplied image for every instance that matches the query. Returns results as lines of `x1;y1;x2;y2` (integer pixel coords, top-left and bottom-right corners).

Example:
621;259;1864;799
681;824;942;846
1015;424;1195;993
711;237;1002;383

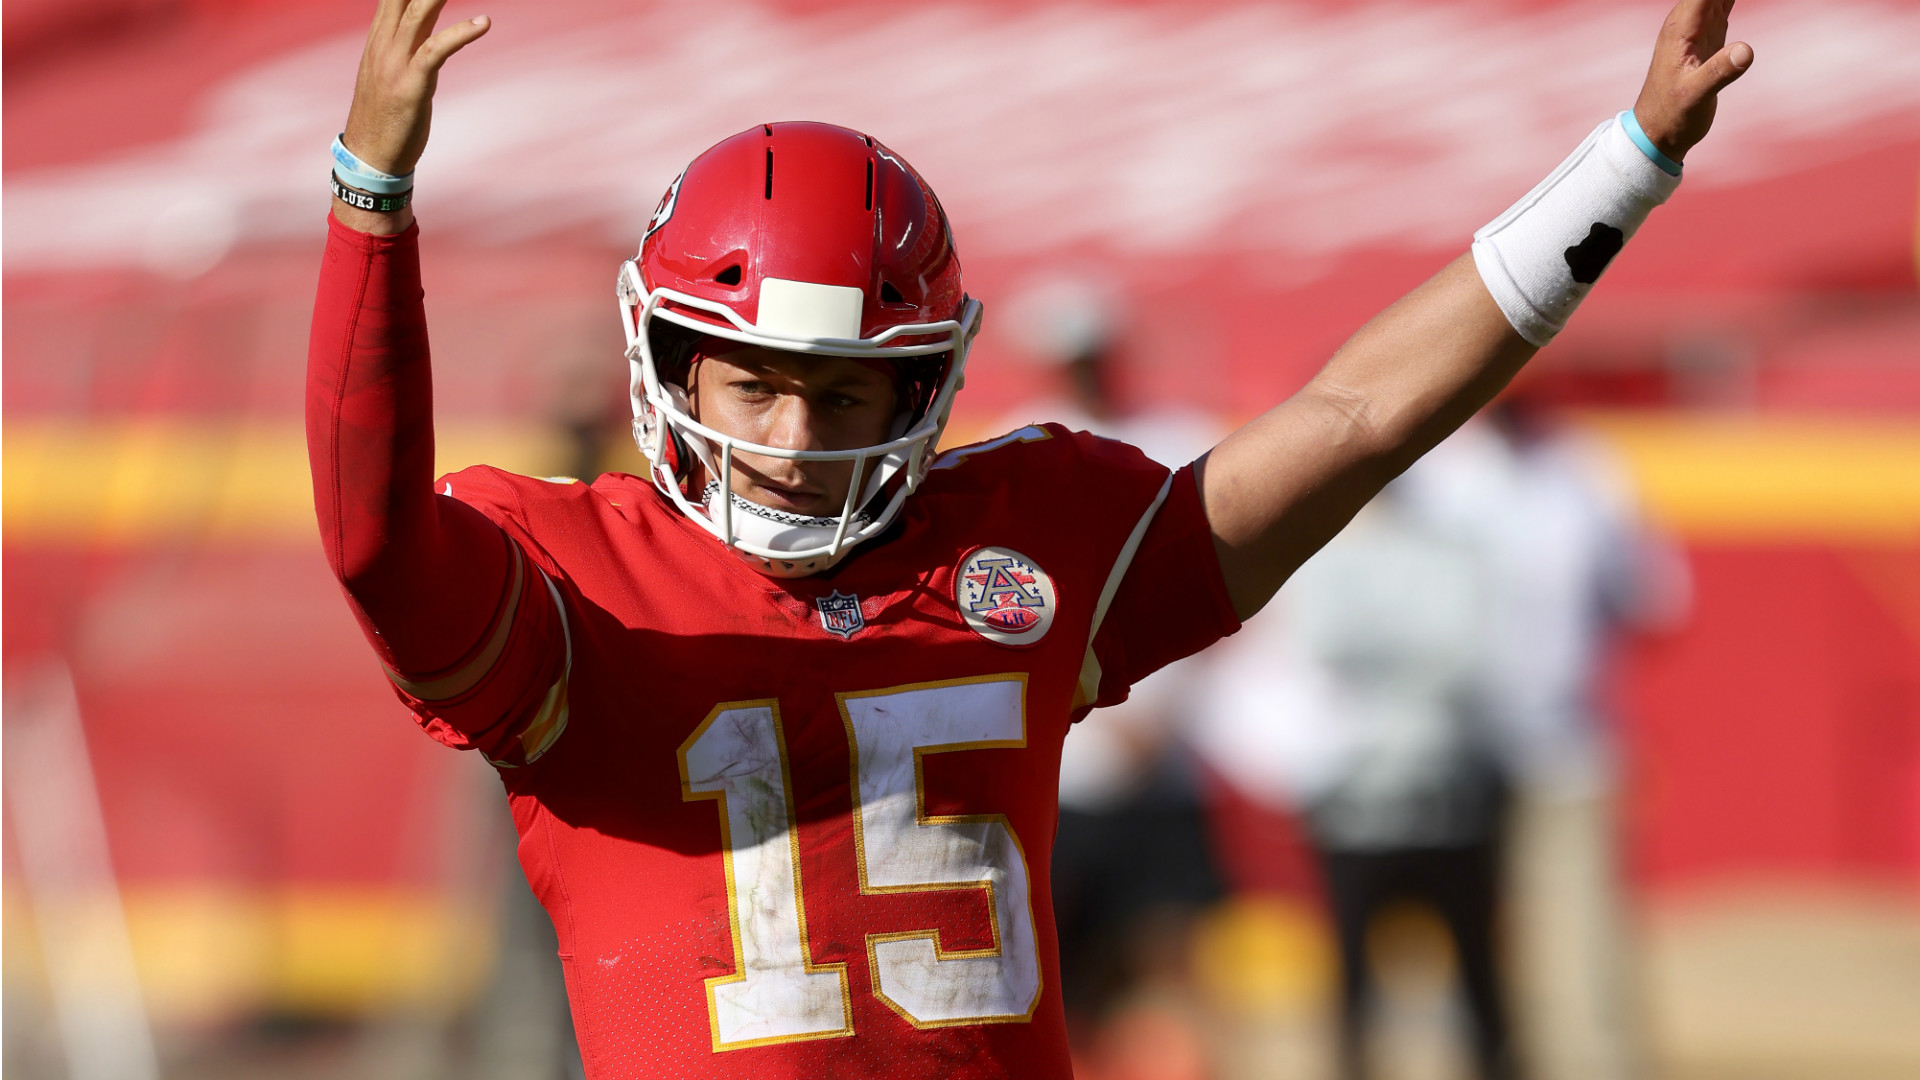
435;426;1237;1078
306;216;1238;1078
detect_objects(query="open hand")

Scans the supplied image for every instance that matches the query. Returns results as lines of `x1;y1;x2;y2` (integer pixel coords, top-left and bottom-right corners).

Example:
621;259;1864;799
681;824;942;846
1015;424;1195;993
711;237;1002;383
1632;0;1753;164
345;0;491;174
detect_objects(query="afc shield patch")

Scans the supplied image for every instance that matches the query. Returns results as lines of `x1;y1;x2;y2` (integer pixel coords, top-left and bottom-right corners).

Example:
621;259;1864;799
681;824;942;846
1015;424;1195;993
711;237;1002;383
815;590;866;640
955;546;1058;647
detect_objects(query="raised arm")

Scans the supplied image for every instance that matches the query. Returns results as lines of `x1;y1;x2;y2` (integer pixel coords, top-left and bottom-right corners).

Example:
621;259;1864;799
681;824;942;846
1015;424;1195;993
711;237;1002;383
310;3;567;766
329;0;488;235
1201;0;1753;619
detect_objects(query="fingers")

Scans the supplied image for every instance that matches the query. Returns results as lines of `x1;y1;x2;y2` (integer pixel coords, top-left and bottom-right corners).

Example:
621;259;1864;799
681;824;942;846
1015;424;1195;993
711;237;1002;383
1663;0;1731;59
1695;0;1731;56
1667;0;1733;32
1692;40;1754;95
371;0;404;31
416;15;491;73
365;0;403;52
398;0;452;46
1663;0;1713;35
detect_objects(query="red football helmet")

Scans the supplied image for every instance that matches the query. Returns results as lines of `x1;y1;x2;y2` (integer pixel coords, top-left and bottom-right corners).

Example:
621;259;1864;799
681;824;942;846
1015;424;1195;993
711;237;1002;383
617;122;982;577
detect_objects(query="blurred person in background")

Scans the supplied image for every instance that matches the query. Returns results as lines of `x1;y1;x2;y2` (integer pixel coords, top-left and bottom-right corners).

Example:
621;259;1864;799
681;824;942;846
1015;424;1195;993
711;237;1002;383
1000;278;1226;1074
999;276;1223;471
1400;391;1688;1080
1404;392;1686;818
1216;481;1516;1080
307;1;1748;1076
1198;403;1684;1080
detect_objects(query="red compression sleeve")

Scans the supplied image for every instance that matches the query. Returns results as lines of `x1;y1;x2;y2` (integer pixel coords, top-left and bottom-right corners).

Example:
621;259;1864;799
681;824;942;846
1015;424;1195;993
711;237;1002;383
307;214;563;763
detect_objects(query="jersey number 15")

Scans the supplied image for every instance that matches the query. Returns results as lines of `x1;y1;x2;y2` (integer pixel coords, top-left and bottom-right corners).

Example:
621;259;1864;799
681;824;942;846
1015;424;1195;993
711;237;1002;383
678;674;1041;1050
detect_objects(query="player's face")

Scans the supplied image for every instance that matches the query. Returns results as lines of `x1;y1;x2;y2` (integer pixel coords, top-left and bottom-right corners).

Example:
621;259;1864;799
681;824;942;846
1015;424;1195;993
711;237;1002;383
687;343;900;518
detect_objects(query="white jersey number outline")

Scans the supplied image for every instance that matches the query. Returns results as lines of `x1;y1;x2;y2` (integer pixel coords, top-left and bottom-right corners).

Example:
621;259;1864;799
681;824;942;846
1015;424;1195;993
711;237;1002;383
679;701;853;1049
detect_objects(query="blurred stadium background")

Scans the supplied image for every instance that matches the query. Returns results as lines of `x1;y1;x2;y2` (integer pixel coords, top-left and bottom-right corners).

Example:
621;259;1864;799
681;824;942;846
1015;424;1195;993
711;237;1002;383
5;0;1918;1078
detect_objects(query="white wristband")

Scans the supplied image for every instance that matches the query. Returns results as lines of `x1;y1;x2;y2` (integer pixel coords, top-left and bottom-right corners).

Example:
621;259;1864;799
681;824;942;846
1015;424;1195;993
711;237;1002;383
1471;113;1681;347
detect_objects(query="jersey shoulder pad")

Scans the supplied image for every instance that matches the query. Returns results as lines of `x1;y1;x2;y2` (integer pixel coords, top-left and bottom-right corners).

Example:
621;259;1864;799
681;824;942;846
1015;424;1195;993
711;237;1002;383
928;422;1163;491
434;465;599;534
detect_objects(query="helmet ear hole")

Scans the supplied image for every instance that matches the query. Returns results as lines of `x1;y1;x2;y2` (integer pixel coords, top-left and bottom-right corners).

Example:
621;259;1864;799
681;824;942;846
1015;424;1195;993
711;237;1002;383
713;264;742;286
647;319;702;387
879;280;906;304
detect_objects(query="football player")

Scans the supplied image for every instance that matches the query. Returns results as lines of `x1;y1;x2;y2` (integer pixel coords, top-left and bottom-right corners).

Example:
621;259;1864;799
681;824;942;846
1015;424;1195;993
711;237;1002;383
308;1;1750;1075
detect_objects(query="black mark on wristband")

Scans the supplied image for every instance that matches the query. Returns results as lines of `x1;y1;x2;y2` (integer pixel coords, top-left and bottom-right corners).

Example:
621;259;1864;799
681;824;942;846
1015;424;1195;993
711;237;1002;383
1564;223;1625;285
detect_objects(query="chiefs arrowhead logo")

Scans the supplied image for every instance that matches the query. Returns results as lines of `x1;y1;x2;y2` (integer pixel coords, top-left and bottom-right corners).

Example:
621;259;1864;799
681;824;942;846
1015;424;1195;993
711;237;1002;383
644;168;686;240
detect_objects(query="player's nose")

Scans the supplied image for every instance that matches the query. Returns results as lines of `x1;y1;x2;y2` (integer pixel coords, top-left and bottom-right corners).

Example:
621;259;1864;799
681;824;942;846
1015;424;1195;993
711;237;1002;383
761;393;827;454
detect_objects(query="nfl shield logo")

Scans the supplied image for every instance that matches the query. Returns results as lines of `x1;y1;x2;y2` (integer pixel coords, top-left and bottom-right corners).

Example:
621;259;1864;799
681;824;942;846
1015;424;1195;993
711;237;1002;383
815;590;865;640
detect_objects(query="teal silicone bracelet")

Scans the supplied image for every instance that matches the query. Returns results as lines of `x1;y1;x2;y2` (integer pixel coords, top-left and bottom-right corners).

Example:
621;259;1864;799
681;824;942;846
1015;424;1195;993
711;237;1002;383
331;134;415;195
1619;110;1682;177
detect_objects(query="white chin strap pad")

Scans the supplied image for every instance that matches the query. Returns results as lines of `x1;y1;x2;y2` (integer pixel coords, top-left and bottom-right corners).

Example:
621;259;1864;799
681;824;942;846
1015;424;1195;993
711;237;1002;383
704;482;865;556
1472;114;1682;347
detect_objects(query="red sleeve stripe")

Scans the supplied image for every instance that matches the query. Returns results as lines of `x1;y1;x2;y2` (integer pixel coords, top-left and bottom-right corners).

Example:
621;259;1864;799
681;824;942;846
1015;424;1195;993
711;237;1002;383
382;537;526;702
